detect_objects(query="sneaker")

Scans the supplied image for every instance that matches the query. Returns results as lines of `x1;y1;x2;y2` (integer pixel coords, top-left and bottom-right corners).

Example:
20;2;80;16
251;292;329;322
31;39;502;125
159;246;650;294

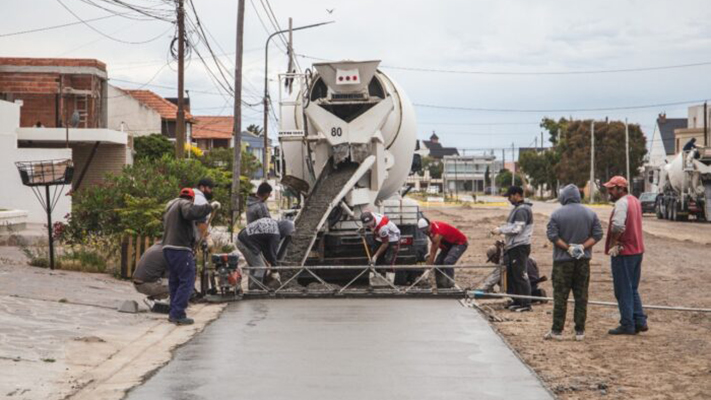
507;304;522;311
168;317;195;325
544;331;563;340
608;326;636;335
575;331;585;341
514;305;533;312
636;324;649;333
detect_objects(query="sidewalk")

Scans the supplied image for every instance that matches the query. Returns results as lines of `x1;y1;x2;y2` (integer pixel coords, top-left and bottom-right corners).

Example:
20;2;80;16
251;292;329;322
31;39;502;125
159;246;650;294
0;246;225;400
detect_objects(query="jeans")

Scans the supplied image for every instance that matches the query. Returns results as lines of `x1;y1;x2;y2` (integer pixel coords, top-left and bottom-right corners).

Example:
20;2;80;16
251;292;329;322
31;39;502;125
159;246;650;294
236;240;266;289
551;259;590;333
163;248;196;320
611;254;647;330
505;245;532;307
435;243;468;288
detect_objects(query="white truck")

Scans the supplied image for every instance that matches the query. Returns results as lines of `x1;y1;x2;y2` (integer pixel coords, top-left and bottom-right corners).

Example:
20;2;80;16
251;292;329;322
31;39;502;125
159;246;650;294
276;60;427;271
655;146;711;221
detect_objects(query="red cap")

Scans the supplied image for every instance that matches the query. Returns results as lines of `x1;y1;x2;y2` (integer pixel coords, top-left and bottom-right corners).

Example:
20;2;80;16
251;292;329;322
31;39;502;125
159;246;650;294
603;176;628;188
179;188;195;199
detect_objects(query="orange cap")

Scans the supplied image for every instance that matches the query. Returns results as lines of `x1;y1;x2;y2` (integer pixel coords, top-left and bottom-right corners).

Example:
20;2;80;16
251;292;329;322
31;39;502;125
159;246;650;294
603;176;628;188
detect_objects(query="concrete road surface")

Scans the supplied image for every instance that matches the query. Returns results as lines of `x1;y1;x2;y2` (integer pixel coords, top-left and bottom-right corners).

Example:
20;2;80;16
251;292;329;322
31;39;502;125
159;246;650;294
126;299;553;400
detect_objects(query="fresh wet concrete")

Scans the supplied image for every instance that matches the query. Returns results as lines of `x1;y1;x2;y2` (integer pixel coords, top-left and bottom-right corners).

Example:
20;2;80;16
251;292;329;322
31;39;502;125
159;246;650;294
126;299;553;400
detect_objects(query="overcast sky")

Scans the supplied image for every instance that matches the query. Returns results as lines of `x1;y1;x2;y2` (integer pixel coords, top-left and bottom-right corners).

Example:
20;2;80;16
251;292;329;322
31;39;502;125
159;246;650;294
3;0;711;157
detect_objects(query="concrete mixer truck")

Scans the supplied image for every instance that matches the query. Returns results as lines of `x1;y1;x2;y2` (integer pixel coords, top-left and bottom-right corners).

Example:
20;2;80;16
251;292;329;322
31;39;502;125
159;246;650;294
655;146;711;221
276;60;428;274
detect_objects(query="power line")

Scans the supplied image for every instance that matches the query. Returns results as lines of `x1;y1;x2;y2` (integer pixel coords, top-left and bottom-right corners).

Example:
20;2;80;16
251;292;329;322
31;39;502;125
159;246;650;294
296;53;711;76
55;0;174;45
414;98;710;113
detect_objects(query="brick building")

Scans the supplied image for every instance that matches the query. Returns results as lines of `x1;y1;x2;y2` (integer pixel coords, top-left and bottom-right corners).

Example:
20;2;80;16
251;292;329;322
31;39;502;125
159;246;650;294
0;57;108;128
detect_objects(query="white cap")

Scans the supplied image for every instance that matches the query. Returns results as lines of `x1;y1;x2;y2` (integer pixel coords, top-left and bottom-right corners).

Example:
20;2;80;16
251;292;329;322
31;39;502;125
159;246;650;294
417;218;429;229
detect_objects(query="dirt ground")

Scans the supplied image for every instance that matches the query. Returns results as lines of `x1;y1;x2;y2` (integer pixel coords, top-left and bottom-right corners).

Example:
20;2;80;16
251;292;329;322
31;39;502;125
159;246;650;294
424;204;711;400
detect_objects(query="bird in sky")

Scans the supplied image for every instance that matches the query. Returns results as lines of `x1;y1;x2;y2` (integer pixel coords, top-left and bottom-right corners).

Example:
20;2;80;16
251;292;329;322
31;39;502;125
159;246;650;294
326;8;335;14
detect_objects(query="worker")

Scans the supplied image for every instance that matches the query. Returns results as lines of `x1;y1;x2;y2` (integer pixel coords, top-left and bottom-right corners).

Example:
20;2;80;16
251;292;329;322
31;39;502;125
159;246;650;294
491;186;534;312
162;188;219;325
603;176;648;335
236;218;295;290
417;218;468;288
545;184;604;341
361;211;401;271
246;182;272;224
479;241;547;300
682;137;697;152
193;177;216;245
133;243;169;313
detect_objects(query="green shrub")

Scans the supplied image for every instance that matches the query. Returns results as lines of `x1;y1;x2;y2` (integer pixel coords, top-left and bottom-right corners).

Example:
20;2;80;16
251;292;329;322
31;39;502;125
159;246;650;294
134;134;173;161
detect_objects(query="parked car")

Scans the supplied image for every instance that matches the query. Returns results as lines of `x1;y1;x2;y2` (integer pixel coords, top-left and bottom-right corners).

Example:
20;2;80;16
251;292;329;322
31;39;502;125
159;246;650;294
639;192;658;214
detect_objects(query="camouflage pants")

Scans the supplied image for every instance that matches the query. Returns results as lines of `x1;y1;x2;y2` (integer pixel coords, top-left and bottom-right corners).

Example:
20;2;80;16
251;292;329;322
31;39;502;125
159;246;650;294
551;259;590;333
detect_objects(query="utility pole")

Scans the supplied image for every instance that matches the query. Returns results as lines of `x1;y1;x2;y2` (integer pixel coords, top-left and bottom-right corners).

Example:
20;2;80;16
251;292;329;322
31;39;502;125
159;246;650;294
230;0;245;234
704;101;708;147
175;0;186;159
625;118;630;184
287;18;294;76
590;120;595;203
541;131;544;150
511;142;515;186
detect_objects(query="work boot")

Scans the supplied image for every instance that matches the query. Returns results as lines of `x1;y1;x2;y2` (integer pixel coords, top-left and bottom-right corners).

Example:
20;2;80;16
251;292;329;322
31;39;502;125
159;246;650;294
635;324;649;333
514;305;532;312
169;317;195;325
575;331;585;341
544;331;563;341
608;326;636;335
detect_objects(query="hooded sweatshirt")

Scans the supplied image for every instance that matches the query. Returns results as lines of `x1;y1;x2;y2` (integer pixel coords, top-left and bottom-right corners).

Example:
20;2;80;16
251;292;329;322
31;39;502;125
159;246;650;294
546;184;604;262
246;195;270;224
500;200;534;250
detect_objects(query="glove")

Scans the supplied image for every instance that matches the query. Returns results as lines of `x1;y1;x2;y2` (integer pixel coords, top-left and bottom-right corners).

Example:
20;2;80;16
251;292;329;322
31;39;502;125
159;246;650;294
567;244;585;260
210;201;221;210
609;245;622;257
490;227;501;235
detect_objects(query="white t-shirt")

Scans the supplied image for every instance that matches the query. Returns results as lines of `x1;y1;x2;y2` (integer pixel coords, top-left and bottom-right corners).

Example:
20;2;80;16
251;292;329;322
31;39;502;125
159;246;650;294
373;214;401;243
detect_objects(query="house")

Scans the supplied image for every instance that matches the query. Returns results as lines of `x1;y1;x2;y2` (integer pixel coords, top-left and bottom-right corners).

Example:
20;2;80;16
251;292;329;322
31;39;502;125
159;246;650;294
0;57;108;128
192;115;232;150
673;105;710;153
0;57;129;194
107;85;162;137
442;154;502;194
119;89;193;141
419;132;459;159
241;129;270;180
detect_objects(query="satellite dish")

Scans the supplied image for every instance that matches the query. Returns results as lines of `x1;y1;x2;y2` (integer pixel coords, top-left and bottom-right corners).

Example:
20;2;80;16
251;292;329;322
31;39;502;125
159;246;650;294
70;111;81;128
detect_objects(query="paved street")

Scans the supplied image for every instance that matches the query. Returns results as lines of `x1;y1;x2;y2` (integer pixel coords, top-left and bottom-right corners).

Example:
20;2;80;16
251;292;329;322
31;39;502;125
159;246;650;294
126;299;553;400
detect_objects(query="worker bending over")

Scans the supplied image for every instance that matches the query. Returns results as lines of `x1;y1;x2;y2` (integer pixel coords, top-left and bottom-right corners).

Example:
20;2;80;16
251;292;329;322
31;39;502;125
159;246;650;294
418;218;468;288
237;218;295;290
162;188;219;325
492;186;534;312
133;243;170;313
361;211;401;268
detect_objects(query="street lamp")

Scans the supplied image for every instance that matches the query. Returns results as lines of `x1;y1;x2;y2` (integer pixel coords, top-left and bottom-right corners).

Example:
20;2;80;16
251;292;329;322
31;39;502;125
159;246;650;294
262;20;334;180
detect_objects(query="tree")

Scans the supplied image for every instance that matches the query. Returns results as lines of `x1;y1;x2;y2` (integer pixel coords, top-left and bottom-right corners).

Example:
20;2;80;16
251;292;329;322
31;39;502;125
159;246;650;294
484;165;491;187
518;149;560;193
421;156;443;179
540;117;570;146
134;134;173;161
246;124;263;136
495;169;522;189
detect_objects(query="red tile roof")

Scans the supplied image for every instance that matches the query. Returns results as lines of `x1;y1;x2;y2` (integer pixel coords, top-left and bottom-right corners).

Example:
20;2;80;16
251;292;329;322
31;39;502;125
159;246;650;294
0;57;106;71
124;89;193;121
192;116;233;139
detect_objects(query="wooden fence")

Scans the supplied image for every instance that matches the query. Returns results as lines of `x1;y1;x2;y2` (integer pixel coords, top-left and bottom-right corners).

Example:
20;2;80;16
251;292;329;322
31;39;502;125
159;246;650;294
120;235;160;279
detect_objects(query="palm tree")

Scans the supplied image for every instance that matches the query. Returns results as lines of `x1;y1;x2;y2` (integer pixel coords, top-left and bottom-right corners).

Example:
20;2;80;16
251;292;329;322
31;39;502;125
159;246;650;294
246;124;263;136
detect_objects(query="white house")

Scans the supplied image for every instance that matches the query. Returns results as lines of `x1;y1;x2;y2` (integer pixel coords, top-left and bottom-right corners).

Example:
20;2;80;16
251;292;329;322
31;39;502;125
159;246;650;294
107;85;162;138
644;113;687;192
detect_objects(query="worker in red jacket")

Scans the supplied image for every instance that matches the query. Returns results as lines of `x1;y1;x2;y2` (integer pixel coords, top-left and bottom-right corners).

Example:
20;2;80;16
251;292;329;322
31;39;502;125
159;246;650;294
418;218;468;288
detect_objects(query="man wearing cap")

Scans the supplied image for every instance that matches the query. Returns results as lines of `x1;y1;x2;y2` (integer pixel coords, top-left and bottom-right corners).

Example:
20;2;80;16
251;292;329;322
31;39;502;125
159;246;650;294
491;186;534;312
162;188;220;325
236;218;295;290
361;211;401;269
545;184;604;341
418;218;468;288
603;176;648;335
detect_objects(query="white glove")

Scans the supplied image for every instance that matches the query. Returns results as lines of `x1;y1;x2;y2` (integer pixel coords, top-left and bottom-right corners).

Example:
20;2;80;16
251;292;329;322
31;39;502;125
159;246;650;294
210;201;221;210
490;227;501;235
609;245;622;257
567;244;585;260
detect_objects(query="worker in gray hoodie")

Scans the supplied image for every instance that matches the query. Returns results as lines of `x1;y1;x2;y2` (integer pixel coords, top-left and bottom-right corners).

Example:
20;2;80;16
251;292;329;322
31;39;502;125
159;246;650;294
246;182;272;223
545;184;603;341
237;218;295;290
